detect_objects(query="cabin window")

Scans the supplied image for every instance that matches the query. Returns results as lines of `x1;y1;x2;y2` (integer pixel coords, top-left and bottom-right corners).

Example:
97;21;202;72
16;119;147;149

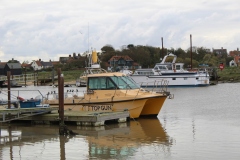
196;77;199;80
176;65;181;70
106;77;116;89
184;77;187;80
172;78;176;80
88;77;107;90
88;76;140;90
121;76;140;89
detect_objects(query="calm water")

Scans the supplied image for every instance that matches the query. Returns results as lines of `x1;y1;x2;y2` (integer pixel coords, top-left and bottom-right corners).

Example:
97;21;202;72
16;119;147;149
1;83;240;160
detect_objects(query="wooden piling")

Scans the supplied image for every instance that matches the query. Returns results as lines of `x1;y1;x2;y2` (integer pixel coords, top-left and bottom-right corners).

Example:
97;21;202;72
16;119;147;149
7;71;11;109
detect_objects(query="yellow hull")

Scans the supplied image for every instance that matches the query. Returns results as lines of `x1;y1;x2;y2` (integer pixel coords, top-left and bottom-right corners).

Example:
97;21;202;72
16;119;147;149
46;98;147;119
141;96;167;116
45;89;168;118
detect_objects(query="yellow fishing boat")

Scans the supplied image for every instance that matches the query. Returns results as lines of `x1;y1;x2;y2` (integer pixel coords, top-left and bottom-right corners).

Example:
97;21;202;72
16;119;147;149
44;50;171;118
45;71;170;118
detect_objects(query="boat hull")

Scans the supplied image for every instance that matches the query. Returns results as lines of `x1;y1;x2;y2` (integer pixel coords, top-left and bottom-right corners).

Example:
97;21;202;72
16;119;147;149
141;96;167;116
45;89;168;118
131;74;209;87
47;99;146;118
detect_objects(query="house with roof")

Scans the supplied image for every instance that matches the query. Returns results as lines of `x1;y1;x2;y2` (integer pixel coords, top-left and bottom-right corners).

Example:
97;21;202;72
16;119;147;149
0;62;6;75
229;49;240;67
31;59;53;71
59;53;82;64
4;62;22;76
107;55;141;71
213;48;228;56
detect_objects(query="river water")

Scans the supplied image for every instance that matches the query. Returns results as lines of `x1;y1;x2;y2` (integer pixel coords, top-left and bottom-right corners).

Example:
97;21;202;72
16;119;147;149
0;83;240;160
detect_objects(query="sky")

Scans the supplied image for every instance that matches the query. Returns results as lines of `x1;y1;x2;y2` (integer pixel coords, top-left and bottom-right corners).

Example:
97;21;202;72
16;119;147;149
1;0;240;63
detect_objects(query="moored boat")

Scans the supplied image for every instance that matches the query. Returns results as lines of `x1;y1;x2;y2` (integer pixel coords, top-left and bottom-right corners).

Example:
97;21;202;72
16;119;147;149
44;72;171;118
76;50;107;87
130;53;210;87
0;79;23;88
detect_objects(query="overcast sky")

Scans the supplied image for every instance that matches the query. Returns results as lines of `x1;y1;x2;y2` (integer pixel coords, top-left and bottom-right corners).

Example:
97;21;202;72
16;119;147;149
1;0;240;63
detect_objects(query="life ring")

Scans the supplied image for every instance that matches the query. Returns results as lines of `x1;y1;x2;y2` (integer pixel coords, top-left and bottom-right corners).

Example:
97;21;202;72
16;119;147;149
17;96;25;101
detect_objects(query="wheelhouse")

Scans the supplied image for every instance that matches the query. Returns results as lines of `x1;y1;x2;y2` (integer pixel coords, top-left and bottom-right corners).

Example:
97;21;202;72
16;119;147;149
87;74;140;90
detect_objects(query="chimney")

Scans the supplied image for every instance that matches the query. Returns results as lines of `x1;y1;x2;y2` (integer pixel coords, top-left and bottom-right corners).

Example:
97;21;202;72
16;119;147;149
69;55;71;57
39;59;41;61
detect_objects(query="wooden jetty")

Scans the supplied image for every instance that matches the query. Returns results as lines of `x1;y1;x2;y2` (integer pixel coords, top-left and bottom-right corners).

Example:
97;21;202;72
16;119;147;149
0;70;129;131
0;109;129;126
0;107;58;123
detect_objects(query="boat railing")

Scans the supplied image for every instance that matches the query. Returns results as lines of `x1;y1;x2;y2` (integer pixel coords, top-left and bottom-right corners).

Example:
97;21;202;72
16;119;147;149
139;79;169;92
0;89;45;106
45;89;85;100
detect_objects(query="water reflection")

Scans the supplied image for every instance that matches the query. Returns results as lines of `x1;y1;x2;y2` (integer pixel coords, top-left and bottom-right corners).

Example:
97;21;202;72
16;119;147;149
0;118;172;159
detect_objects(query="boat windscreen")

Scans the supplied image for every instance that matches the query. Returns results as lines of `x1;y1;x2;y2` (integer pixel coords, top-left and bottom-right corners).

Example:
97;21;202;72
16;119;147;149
121;76;140;89
88;76;140;90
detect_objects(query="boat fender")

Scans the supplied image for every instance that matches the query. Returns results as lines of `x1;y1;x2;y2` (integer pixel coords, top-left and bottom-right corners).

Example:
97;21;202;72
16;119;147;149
17;96;25;101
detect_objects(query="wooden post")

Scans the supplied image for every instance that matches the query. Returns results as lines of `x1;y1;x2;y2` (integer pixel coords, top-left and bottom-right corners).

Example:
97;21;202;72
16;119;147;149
36;69;38;86
190;34;193;70
58;68;65;135
7;71;11;109
52;66;55;86
24;67;26;87
34;70;36;86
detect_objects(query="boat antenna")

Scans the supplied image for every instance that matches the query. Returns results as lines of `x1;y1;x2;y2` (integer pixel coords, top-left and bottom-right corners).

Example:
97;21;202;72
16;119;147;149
88;22;89;55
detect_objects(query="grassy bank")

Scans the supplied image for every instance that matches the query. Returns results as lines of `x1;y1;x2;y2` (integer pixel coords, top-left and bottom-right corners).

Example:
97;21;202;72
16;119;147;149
217;67;240;82
37;70;84;82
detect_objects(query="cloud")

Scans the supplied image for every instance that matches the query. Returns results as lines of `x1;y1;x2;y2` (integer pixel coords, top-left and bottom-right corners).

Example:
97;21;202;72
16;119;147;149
0;0;240;63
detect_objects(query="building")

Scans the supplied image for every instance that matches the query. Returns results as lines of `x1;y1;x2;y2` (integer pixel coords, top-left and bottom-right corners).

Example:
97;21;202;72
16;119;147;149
213;48;228;55
229;49;240;67
31;59;53;71
4;62;22;76
107;55;141;71
59;53;82;64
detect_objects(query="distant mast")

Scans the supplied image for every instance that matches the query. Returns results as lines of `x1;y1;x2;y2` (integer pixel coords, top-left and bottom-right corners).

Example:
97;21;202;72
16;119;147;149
190;34;192;70
161;37;164;59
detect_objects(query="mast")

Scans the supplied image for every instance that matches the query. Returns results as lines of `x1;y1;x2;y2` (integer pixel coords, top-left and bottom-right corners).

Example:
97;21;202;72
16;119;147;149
190;34;192;70
161;37;164;59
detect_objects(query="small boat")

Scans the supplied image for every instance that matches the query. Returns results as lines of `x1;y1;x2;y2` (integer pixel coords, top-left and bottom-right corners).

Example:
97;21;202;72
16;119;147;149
0;79;23;88
76;50;108;87
45;72;171;118
130;53;210;87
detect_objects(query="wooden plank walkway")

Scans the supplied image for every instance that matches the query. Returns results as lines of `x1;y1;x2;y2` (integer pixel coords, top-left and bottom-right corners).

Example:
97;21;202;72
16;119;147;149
0;107;129;126
19;110;129;126
0;107;58;123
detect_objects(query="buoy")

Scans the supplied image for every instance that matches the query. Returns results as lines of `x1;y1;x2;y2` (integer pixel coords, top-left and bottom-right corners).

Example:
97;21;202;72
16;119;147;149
17;96;25;101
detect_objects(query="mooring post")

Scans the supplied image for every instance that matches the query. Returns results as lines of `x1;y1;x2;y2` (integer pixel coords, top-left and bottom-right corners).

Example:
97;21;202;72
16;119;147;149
58;68;76;136
190;34;193;70
24;67;27;87
7;71;11;109
58;68;65;135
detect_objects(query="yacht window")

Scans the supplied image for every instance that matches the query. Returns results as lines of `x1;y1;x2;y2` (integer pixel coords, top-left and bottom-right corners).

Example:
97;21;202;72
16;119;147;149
176;65;181;70
167;64;172;70
159;65;167;70
172;78;176;80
